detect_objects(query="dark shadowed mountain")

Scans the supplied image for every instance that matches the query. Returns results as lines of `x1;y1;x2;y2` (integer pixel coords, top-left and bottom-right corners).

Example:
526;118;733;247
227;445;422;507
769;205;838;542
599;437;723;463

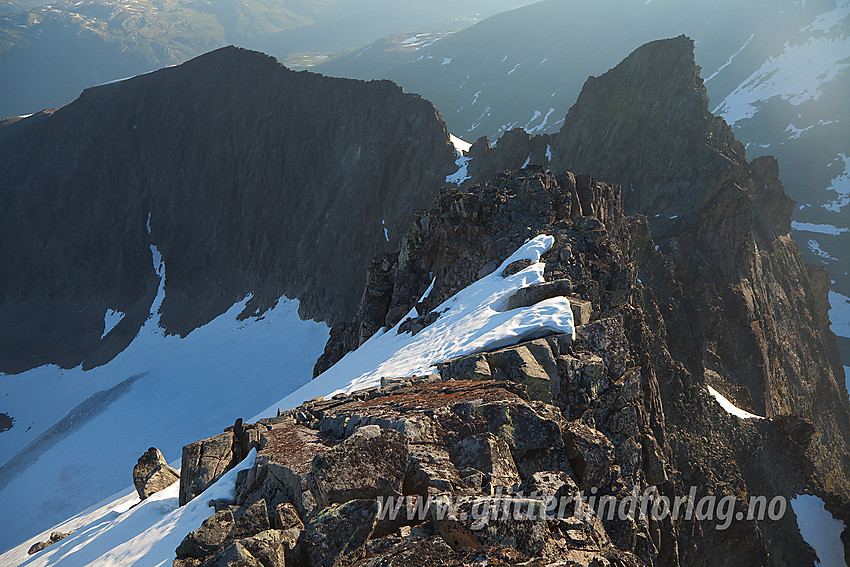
0;45;459;373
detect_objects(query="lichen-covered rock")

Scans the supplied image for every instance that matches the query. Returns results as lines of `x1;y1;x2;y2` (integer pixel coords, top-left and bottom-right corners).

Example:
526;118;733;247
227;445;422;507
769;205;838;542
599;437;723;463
563;422;616;490
231;499;271;541
237;530;286;567
435;353;492;381
449;433;520;490
243;423;328;518
205;541;262;567
133;447;179;500
312;426;409;507
175;509;236;560
476;401;564;453
303;499;379;567
274;502;303;530
486;345;554;402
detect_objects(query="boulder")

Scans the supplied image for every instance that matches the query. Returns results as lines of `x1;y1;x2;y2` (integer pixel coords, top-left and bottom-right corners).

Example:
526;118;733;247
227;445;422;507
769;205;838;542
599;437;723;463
133;447;179;500
238;530;287;567
205;541;262;567
476;401;563;453
563;422;616;489
303;499;379;567
274;502;304;530
569;297;593;326
436;353;492;381
27;531;71;555
501;258;534;277
179;432;236;506
312;426;408;507
353;535;461;566
404;444;465;496
231;499;271;540
505;278;573;310
246;423;328;518
449;433;520;490
486;345;554;402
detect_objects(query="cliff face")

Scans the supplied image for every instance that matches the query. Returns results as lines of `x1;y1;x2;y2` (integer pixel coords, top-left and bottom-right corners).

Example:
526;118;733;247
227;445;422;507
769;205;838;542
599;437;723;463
0;46;458;373
459;36;850;495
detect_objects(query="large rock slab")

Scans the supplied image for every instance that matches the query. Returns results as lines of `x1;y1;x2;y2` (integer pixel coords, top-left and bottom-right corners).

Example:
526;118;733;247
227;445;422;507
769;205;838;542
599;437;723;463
179;432;236;506
133;446;179;500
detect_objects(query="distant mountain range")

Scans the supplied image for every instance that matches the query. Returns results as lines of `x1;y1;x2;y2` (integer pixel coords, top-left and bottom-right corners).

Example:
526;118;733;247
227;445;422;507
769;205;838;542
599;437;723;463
312;0;850;360
0;0;537;118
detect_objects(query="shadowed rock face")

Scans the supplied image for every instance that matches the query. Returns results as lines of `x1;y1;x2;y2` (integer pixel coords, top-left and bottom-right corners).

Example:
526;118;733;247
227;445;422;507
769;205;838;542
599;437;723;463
0;45;457;373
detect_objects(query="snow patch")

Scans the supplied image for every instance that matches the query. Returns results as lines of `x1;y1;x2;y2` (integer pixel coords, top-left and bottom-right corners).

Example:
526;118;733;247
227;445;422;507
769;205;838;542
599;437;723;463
829;290;850;338
442;57;452;65
0;451;256;567
809;239;838;260
450;134;472;155
707;386;764;419
446;154;471;185
526;108;556;134
100;309;125;339
791;494;847;566
791;221;849;235
803;0;850;33
823;154;850;212
0;238;328;552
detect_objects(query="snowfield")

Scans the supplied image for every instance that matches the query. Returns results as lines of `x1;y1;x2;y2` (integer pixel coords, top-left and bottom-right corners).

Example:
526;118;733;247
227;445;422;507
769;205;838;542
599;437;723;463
0;238;329;554
0;234;574;566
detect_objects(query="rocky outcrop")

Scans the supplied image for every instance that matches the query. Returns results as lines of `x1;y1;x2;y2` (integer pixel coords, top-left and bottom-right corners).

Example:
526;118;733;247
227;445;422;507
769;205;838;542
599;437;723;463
173;374;655;566
133;447;180;500
0;45;458;373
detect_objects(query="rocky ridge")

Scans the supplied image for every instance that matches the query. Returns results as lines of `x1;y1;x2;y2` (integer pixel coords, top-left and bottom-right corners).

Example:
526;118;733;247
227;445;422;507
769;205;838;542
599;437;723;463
159;162;850;566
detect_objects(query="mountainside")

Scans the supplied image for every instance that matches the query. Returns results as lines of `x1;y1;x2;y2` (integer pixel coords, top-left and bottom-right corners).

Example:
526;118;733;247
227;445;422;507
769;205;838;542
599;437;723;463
457;36;850;498
0;45;459;374
1;25;850;567
313;0;850;361
6;162;849;565
0;0;538;119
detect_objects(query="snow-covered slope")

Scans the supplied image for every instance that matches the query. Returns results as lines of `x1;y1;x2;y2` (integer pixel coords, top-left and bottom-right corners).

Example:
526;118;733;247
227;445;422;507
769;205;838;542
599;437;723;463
0;243;330;554
0;234;574;566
